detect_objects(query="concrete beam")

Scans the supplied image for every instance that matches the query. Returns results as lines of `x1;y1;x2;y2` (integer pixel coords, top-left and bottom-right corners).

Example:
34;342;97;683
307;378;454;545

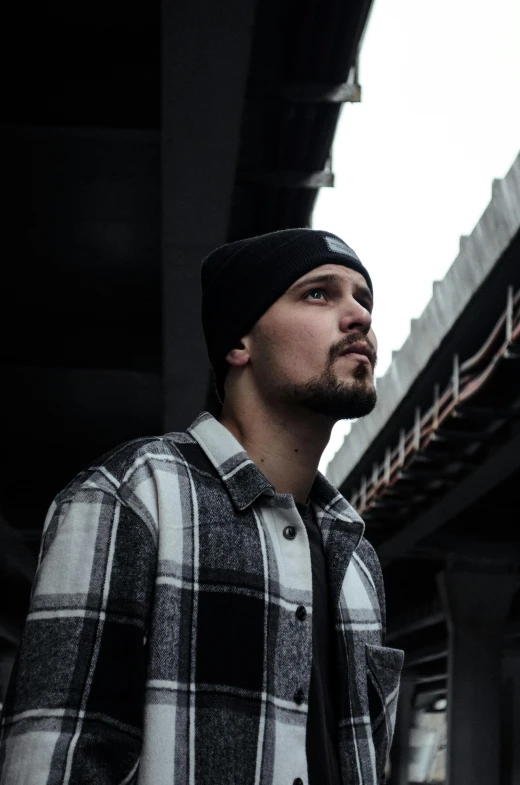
237;170;334;188
414;683;447;700
409;671;448;685
251;81;361;103
404;643;448;669
386;610;445;643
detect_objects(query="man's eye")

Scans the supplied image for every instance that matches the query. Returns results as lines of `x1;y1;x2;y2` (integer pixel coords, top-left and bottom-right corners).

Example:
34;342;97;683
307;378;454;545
304;288;326;300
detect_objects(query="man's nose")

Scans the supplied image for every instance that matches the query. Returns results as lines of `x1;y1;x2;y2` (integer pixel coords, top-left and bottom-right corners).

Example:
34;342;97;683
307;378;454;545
338;298;372;334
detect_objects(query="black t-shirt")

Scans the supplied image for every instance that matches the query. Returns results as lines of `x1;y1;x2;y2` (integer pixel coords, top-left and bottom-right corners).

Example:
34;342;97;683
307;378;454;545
296;502;342;785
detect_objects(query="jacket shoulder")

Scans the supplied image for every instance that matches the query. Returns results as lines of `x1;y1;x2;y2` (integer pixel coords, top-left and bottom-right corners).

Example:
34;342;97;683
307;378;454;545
55;431;197;506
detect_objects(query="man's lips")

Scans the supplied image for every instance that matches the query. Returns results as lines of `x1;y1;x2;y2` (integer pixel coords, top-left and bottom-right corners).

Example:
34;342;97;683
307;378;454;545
337;342;375;365
341;352;371;364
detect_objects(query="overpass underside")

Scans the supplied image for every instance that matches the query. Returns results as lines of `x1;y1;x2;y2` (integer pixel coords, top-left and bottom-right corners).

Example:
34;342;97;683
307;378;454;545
0;0;375;720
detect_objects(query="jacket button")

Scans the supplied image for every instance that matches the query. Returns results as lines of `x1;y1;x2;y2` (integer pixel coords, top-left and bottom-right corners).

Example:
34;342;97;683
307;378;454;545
283;525;297;540
294;779;304;785
295;605;307;621
294;688;305;705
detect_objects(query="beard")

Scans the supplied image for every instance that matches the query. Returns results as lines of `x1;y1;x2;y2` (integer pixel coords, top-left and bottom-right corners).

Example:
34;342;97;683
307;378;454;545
277;351;377;420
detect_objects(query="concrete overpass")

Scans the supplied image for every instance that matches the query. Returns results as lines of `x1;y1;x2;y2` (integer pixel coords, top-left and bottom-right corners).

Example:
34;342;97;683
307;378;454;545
327;153;520;785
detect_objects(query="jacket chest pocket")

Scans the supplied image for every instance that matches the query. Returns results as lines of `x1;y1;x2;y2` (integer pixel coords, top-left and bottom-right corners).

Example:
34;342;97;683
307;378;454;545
366;644;404;782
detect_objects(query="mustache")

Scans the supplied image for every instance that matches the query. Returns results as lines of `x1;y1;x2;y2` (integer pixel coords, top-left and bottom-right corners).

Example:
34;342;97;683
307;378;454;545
330;333;377;367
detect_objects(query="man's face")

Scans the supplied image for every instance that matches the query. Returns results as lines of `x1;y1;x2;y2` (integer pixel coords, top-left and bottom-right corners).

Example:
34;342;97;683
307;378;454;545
244;264;378;420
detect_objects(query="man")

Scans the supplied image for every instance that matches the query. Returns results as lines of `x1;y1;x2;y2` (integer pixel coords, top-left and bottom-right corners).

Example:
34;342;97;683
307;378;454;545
0;229;403;785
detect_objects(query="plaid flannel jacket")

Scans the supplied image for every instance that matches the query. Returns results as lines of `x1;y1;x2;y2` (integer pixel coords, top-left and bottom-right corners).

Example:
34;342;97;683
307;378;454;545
0;411;403;785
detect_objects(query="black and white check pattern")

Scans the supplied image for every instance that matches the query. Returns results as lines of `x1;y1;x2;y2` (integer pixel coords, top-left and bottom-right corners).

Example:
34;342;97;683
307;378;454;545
0;412;403;785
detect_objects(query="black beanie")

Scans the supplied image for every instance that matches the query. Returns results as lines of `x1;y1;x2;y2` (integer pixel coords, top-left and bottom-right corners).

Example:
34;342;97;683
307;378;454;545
200;228;372;402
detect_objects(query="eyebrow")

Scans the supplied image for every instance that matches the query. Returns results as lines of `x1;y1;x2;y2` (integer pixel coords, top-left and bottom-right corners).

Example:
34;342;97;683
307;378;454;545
289;273;373;306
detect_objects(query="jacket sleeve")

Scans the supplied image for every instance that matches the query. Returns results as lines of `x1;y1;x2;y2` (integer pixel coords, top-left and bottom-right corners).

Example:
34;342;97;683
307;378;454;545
0;477;157;785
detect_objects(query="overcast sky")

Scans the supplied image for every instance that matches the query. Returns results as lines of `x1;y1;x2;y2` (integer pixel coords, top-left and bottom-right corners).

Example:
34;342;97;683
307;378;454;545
313;0;520;473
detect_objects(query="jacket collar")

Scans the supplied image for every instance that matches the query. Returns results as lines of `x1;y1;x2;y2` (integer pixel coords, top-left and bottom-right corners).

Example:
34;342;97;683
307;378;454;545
188;411;273;510
188;411;364;530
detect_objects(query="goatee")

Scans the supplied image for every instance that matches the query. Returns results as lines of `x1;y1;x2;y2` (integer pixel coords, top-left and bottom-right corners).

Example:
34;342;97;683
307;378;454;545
280;361;377;420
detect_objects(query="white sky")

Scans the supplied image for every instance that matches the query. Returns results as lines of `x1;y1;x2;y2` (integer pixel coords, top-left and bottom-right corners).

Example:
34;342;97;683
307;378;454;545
314;0;520;473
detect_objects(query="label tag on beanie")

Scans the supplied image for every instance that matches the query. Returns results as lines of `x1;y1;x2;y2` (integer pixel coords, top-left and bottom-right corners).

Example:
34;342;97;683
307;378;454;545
324;236;356;257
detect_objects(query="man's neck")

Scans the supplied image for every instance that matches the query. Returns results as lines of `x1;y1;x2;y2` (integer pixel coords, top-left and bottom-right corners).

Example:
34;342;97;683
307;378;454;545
219;400;334;505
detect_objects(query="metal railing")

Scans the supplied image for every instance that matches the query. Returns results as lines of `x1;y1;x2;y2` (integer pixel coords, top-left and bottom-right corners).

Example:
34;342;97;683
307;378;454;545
349;286;520;515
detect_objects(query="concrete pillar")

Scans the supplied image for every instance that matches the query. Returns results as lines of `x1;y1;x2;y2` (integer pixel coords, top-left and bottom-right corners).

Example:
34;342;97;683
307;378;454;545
161;0;258;430
389;677;415;785
438;559;519;785
502;651;520;785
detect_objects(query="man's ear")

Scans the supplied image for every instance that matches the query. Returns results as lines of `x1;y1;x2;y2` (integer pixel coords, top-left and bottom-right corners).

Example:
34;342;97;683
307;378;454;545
225;339;250;368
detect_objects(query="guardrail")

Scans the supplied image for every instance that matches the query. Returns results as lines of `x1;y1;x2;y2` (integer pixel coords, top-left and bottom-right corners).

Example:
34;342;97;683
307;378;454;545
349;286;520;516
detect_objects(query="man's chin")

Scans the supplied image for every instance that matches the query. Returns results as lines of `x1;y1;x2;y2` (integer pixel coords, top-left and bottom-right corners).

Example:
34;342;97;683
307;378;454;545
286;377;377;420
316;388;377;420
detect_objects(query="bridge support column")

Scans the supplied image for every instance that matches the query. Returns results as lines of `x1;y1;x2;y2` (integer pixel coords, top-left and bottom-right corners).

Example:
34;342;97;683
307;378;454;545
438;559;518;785
161;0;258;430
389;677;415;785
